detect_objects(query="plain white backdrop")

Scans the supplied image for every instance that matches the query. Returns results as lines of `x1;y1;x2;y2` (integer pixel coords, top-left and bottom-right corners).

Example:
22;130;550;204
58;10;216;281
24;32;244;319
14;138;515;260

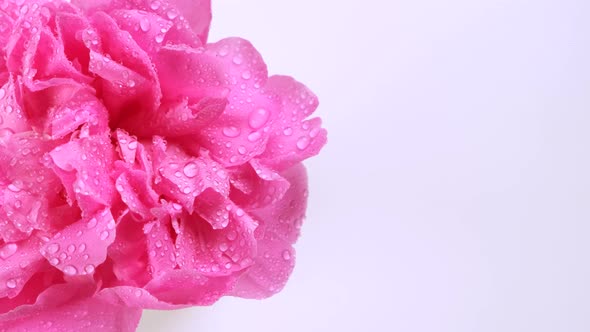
139;0;590;331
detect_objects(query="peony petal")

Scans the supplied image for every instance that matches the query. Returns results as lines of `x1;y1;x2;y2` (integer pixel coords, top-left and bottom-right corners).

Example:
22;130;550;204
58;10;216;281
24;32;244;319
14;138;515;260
143;217;177;277
48;134;115;214
258;76;328;171
150;138;230;213
41;208;116;277
44;86;110;139
199;38;279;167
0;281;142;332
144;269;236;306
229;159;291;209
107;211;151;287
231;164;307;298
0;76;30;135
86;11;162;122
175;209;257;277
0;236;47;299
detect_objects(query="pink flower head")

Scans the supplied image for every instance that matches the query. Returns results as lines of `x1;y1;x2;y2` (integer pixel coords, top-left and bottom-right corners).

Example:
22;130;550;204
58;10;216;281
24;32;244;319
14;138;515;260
0;0;326;330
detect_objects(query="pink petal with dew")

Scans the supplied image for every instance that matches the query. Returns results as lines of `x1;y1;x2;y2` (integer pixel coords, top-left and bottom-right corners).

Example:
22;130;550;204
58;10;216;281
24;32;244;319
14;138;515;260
107;211;151;287
231;164;308;298
258;76;327;171
41;208;116;277
110;9;173;54
145;269;237;306
73;0;210;46
143;217;177;277
150;138;230;213
175;209;257;277
0;132;62;197
199;38;279;167
45;87;109;139
230;159;291;210
0;281;142;332
48;134;115;214
0;76;30;135
86;11;162;122
0;236;46;299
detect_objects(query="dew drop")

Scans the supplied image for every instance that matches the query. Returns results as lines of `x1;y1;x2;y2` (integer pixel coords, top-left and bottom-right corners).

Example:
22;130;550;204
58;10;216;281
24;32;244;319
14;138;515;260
0;88;5;99
6;279;16;289
46;243;59;254
0;243;18;259
232;56;243;65
283;127;293;136
241;70;251;80
63;265;77;276
237;146;247;155
100;231;109;241
247;132;261;142
139;17;151;32
67;244;76;254
84;264;95;274
87;218;97;228
149;1;160;10
7;183;20;192
296;136;310;150
183;162;198;178
222;126;240;138
219;243;228;251
78;243;86;253
248;108;270;129
227;231;238;241
282;250;291;260
166;8;179;19
135;289;142;297
49;257;59;265
155;34;164;43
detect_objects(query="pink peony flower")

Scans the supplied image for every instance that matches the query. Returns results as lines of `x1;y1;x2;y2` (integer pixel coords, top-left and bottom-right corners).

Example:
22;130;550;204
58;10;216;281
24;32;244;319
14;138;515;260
0;0;326;330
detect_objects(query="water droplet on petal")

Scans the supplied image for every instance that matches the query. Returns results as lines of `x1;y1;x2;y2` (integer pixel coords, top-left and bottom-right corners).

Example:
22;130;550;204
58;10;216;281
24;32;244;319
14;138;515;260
100;231;109;241
49;258;59;266
183;162;198;178
222;126;241;138
247;132;261;142
167;8;179;19
0;243;18;259
232;56;243;65
84;264;95;274
139;17;151;32
46;243;59;254
296;136;310;150
248;108;270;129
0;89;5;99
6;279;16;289
282;250;292;260
283;127;293;136
150;1;160;10
87;218;97;228
241;70;251;80
63;265;77;276
155;34;164;43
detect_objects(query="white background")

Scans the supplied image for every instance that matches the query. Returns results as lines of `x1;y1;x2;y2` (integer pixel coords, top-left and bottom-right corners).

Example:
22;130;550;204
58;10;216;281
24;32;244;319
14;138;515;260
139;0;590;331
